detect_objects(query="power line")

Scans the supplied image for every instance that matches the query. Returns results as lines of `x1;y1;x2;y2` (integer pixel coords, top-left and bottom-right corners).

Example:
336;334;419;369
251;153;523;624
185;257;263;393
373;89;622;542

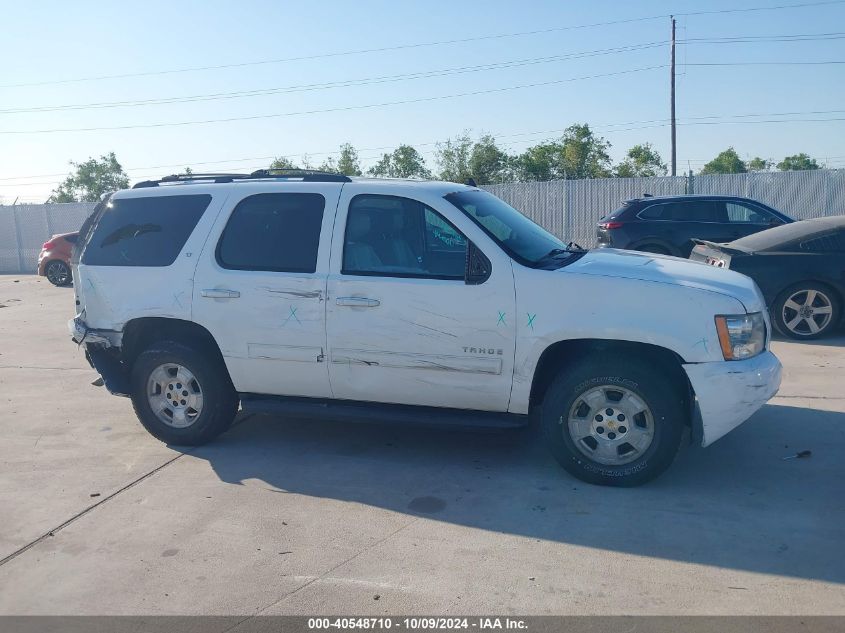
5;112;845;188
3;0;842;90
0;16;668;90
0;42;666;115
0;66;666;135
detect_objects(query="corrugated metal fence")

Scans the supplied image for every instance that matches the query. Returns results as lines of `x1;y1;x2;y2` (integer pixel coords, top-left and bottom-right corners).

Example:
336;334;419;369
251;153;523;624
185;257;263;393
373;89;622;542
2;169;844;273
484;169;845;247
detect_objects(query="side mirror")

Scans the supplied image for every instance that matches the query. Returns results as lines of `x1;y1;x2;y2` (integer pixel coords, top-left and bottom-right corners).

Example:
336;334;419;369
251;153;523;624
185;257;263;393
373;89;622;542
465;241;491;285
769;218;783;227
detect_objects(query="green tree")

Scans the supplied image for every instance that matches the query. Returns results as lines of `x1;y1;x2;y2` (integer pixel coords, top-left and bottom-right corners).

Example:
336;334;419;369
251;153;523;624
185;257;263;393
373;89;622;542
269;156;299;170
469;135;511;184
48;152;129;202
368;145;431;179
777;153;820;171
436;132;473;183
514;124;612;181
746;157;771;172
615;143;667;178
336;143;362;176
700;147;747;174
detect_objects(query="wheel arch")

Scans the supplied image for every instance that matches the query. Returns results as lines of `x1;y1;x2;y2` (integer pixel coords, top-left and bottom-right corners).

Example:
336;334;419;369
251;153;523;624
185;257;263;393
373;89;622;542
627;238;679;256
528;338;694;425
122;317;229;378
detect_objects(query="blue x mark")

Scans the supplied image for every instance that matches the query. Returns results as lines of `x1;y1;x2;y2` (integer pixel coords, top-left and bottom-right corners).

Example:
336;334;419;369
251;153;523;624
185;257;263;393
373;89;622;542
283;306;301;326
497;311;507;326
527;313;536;330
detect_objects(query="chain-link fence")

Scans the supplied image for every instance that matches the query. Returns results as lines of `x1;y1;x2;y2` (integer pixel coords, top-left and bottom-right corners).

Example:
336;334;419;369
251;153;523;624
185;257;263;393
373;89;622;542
0;203;95;274
2;169;844;273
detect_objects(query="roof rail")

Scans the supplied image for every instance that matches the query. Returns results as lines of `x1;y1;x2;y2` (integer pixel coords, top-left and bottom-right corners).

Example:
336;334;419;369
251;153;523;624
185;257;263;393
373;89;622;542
132;169;351;188
249;168;351;183
133;173;252;188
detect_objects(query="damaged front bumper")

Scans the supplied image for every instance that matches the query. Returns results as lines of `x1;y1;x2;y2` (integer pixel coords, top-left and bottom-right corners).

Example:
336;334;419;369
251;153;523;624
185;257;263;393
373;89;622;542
69;316;130;396
684;350;782;447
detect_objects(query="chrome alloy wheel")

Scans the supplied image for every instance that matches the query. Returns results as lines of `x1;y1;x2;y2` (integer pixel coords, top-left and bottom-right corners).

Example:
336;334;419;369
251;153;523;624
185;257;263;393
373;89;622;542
147;363;204;428
46;261;70;285
564;385;655;466
782;289;833;336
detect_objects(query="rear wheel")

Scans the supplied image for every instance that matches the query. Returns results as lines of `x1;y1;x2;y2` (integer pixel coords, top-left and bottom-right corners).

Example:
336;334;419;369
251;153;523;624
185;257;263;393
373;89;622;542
773;283;840;339
130;340;238;445
540;356;686;486
45;260;71;286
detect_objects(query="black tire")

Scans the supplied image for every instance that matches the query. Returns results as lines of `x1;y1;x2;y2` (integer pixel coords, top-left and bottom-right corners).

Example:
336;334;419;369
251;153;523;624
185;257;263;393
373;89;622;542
45;260;72;286
540;355;686;487
130;340;238;445
772;282;841;340
636;244;671;255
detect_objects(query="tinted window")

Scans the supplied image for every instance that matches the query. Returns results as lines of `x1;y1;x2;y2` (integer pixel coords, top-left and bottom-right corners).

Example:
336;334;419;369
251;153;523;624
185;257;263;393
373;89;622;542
343;194;466;279
82;194;211;267
800;231;845;253
726;202;773;224
640;200;721;222
218;193;324;272
638;204;671;220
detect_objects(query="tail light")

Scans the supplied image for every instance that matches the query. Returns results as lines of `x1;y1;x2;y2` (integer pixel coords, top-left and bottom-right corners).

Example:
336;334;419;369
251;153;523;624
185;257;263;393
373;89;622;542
599;221;624;230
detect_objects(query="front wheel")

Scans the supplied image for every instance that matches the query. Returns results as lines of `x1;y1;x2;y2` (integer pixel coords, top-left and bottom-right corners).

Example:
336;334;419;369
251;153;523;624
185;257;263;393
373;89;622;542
130;340;238;445
540;356;686;486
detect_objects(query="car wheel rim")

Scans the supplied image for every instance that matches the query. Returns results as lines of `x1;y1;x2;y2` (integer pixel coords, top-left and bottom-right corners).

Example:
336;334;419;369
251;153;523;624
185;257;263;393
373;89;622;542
564;385;655;466
782;289;833;336
46;262;68;285
147;363;204;428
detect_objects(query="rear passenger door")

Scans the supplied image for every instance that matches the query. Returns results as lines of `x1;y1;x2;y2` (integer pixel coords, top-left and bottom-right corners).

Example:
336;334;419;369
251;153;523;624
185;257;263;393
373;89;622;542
192;184;341;397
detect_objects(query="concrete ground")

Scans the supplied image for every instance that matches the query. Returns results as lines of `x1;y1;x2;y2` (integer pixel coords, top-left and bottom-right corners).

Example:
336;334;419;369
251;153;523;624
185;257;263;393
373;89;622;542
0;274;843;616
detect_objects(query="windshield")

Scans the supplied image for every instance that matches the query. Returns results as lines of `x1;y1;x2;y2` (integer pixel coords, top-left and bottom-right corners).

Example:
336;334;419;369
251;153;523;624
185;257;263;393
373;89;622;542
445;190;571;266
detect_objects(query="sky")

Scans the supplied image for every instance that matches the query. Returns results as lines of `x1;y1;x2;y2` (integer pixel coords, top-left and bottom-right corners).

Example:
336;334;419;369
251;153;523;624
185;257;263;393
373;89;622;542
1;0;844;203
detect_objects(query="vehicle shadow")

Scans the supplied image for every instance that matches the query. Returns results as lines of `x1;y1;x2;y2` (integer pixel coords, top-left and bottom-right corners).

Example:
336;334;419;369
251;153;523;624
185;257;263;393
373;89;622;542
187;402;845;584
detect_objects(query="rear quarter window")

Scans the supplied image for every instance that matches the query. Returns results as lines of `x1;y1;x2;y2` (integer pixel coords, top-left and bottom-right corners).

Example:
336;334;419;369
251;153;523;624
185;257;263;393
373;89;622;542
800;231;845;253
81;194;211;267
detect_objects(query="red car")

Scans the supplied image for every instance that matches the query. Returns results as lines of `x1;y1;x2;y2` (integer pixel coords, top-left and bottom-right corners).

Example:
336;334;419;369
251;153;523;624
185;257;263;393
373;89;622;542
37;232;78;286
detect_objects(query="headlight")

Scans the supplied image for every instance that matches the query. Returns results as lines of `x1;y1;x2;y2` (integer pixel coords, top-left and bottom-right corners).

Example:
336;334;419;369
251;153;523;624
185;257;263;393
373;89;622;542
715;313;766;360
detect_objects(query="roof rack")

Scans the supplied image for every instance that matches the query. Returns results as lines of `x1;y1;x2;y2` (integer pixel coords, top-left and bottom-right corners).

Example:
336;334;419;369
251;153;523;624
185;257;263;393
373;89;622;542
132;169;351;188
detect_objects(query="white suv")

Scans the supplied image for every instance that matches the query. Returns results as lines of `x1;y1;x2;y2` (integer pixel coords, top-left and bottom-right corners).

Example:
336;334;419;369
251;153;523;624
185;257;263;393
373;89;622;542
70;171;781;486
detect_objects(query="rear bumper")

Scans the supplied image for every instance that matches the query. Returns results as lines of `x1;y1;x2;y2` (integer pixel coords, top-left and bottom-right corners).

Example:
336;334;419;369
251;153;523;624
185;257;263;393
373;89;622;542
684;350;782;447
69;317;130;396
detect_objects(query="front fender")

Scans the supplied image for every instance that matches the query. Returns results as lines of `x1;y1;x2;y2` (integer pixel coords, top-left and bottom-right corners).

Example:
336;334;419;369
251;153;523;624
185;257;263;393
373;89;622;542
509;266;745;414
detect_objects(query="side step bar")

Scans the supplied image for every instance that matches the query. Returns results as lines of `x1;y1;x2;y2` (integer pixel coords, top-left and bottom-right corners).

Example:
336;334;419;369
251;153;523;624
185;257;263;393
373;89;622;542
239;394;529;430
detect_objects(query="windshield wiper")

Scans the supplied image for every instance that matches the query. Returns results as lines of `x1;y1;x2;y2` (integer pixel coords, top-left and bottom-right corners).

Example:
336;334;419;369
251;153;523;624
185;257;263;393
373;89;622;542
540;243;588;260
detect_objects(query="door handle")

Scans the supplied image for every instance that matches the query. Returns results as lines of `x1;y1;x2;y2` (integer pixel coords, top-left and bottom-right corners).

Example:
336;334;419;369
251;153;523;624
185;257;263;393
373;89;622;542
336;296;380;307
201;289;240;299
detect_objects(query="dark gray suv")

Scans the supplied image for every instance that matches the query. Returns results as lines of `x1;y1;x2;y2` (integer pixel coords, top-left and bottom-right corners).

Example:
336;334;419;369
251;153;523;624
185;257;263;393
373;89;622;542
596;195;794;257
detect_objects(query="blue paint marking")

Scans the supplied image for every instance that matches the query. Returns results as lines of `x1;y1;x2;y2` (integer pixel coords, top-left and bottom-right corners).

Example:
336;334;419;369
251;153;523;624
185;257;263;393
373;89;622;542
527;313;536;330
693;337;709;353
497;311;507;326
283;306;301;326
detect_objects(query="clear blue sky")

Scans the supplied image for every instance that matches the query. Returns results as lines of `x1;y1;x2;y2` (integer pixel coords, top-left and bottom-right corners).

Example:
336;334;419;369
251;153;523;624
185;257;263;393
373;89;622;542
2;0;844;202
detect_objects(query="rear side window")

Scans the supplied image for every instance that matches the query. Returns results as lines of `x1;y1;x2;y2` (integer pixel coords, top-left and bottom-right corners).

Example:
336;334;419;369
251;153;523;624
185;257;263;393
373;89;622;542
638;204;671;220
217;193;325;273
82;194;211;267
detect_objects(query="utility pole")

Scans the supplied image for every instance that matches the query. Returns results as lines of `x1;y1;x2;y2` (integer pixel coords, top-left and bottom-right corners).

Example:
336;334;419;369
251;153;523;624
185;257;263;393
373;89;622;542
670;15;677;176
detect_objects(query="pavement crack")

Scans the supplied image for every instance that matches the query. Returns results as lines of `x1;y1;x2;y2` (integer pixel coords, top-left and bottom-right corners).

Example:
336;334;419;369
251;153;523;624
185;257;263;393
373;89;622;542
0;453;185;568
